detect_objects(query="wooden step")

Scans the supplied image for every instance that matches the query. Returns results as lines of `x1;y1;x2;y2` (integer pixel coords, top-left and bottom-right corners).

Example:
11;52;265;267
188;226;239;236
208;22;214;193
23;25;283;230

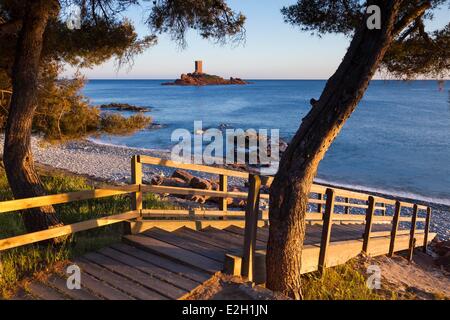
97;247;199;295
76;257;157;300
111;243;210;283
201;227;267;250
173;226;240;251
26;281;68;300
75;269;134;300
82;253;183;299
46;275;100;300
123;234;222;274
224;225;269;242
142;227;227;262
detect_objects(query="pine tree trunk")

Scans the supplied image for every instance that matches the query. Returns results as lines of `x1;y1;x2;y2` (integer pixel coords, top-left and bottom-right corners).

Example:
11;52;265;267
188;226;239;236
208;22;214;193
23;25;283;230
266;1;402;298
3;0;62;233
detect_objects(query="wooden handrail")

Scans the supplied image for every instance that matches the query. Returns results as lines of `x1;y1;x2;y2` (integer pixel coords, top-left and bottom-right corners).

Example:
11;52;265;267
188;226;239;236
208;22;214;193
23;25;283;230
138;155;249;179
0;211;139;251
138;156;427;210
142;184;259;199
0;185;139;214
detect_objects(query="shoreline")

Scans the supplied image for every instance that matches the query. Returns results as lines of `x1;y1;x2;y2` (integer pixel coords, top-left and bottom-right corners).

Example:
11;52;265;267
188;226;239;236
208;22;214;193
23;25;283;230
0;134;448;240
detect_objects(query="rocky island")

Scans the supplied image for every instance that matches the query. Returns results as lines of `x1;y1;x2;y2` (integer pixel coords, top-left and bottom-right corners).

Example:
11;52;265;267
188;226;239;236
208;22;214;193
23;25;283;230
162;61;249;86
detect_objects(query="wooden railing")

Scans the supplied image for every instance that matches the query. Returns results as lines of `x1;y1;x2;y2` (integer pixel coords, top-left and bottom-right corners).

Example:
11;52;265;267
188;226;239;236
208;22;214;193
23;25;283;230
131;156;432;279
0;155;432;281
0;185;140;251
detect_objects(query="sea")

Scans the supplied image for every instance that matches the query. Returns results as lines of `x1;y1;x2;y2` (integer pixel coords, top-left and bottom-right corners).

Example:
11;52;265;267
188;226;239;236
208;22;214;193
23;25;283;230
82;80;450;206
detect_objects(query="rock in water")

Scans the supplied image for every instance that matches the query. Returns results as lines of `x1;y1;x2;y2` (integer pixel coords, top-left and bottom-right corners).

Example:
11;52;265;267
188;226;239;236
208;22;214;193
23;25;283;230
99;103;149;112
162;73;249;86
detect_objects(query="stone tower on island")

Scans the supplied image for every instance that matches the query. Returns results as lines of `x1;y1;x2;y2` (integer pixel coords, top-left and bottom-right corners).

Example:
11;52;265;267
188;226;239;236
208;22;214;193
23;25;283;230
194;60;203;74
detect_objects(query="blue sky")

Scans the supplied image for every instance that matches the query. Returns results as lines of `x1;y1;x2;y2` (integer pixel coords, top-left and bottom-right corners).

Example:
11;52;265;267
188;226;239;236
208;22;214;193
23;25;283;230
63;0;450;80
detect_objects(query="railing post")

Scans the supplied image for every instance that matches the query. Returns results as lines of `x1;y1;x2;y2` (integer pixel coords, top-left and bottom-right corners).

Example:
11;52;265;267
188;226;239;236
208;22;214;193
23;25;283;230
362;196;375;254
423;207;432;253
241;174;261;282
408;204;419;261
131;155;143;217
388;201;401;257
219;174;228;212
318;188;335;274
344;197;350;214
317;193;323;213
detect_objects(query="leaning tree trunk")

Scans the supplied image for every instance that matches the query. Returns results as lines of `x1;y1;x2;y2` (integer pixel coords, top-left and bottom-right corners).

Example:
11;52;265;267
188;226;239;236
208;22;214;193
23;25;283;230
266;1;403;299
3;0;62;233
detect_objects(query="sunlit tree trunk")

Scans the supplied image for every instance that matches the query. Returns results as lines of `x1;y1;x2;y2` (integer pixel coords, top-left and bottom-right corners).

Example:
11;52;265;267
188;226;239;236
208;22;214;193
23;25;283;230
3;0;62;233
266;1;403;299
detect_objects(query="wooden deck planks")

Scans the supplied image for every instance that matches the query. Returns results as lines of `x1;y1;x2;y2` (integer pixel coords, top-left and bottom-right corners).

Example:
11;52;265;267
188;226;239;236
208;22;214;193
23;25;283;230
26;281;68;300
75;269;135;300
81;253;182;299
46;275;100;300
17;219;434;301
224;225;269;243
111;243;211;283
76;257;161;300
98;247;199;293
123;234;223;274
142;227;227;262
201;226;266;250
173;226;240;251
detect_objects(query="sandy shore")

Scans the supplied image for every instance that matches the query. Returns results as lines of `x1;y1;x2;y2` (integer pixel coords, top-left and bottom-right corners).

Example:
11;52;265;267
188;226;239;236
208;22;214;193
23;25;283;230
0;135;448;240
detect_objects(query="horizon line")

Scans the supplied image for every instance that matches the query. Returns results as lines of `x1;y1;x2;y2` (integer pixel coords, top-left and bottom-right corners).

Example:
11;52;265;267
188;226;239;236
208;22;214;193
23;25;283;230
82;78;450;81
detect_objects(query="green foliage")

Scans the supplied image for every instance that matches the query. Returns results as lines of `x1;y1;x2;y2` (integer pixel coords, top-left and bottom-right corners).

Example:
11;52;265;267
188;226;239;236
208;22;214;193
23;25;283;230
34;69;99;139
0;166;175;298
301;259;390;300
281;0;363;35
100;112;152;135
281;0;450;79
0;0;245;139
384;23;450;79
0;66;152;139
148;0;246;47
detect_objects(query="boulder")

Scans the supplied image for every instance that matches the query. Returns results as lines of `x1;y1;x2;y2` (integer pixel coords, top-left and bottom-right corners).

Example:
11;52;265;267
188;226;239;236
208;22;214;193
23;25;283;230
172;169;194;184
161;177;189;188
150;175;164;185
100;103;149;112
188;195;207;204
209;196;234;206
189;177;212;190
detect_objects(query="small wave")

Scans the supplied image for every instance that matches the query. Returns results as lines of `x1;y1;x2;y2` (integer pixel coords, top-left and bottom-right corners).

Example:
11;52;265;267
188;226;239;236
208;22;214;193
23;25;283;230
315;177;450;207
86;137;171;153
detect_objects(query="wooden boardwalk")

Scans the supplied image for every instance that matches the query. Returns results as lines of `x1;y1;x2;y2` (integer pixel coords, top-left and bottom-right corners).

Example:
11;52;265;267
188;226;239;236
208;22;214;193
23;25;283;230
15;223;433;300
2;155;435;300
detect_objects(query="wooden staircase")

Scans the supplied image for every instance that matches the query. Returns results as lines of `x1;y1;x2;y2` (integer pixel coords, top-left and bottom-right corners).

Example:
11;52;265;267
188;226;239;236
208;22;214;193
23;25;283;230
15;222;431;300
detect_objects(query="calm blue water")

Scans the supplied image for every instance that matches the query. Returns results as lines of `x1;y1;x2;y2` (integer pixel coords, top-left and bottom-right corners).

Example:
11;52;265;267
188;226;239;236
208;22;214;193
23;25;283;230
83;80;450;205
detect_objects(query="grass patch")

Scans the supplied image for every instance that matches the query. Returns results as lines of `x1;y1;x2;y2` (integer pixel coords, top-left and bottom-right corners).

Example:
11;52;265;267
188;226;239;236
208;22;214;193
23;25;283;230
301;259;393;300
0;166;174;298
